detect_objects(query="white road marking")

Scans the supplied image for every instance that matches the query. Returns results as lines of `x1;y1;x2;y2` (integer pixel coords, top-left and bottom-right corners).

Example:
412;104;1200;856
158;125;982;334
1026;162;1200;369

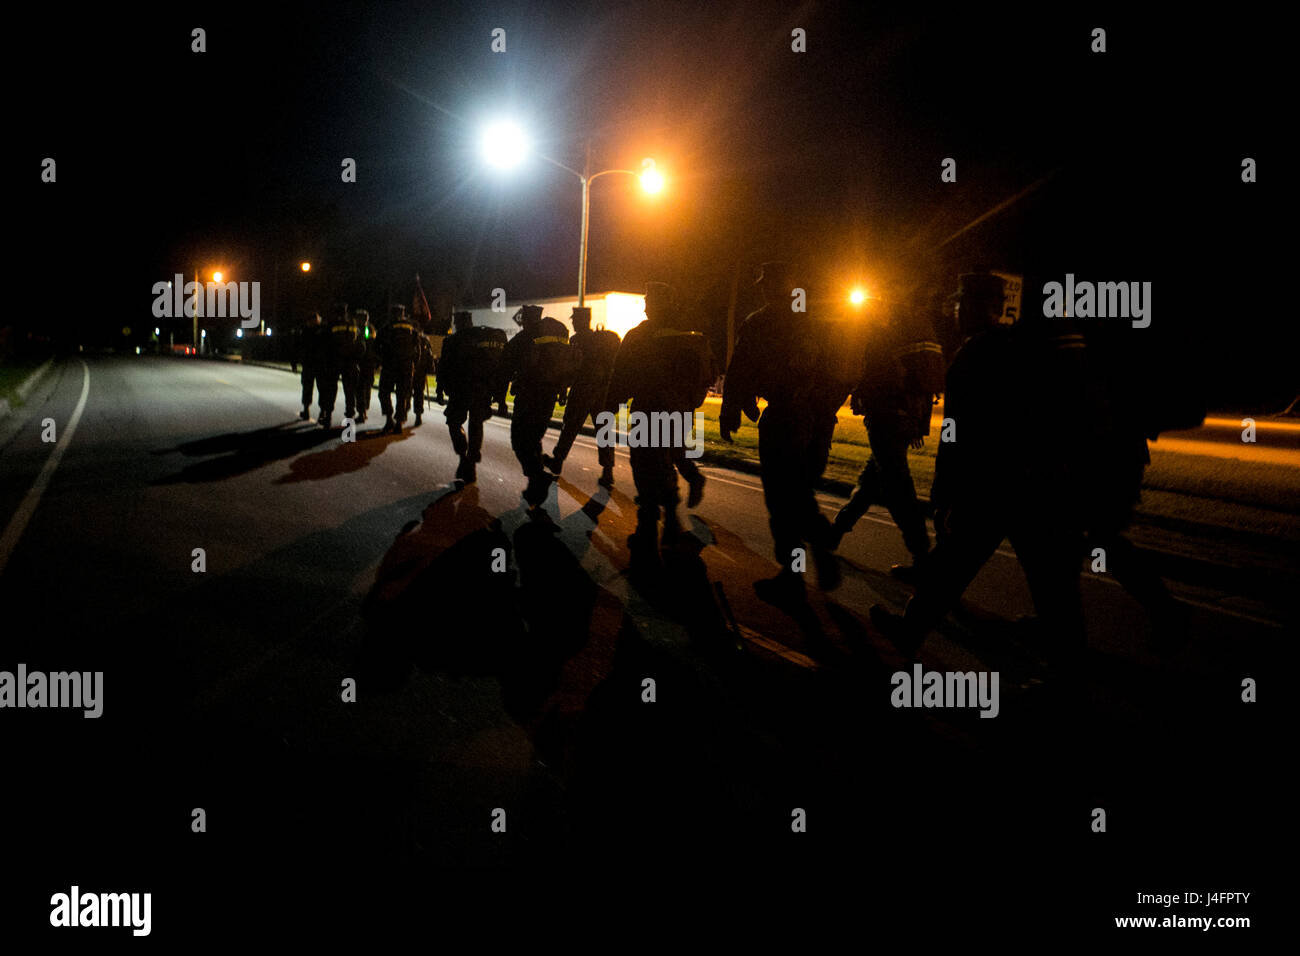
0;361;90;576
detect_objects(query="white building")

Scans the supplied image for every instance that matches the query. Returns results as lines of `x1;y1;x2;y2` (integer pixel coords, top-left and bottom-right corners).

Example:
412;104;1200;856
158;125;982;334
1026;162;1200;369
466;291;647;340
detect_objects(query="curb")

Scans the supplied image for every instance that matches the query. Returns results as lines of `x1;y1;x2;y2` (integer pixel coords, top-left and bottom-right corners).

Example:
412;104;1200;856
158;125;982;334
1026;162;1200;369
0;357;54;421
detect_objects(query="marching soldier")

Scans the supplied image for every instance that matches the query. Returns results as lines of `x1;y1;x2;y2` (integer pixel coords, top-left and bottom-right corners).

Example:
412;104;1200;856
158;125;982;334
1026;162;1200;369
353;309;375;423
720;262;845;605
501;305;574;506
411;329;436;427
543;306;622;489
828;301;941;578
297;311;326;421
318;302;360;430
608;282;715;569
870;272;1088;664
377;304;421;434
438;310;508;484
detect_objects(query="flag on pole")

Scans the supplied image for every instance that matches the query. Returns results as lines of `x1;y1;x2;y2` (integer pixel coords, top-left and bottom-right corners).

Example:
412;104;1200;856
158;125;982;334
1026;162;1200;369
412;273;433;332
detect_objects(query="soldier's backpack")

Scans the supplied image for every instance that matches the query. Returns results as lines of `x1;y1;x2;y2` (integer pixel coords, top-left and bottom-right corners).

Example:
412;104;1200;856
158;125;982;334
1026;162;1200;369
460;326;507;389
652;328;715;409
525;316;578;388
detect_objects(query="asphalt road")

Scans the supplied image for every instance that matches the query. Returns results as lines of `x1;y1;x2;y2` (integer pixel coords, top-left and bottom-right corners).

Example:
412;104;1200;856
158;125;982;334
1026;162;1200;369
0;356;1283;934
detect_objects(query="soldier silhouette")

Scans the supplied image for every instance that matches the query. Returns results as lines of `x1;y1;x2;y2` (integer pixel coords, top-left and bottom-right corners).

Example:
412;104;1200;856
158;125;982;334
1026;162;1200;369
870;272;1088;665
502;305;573;506
721;262;844;605
544;306;621;489
438;310;508;484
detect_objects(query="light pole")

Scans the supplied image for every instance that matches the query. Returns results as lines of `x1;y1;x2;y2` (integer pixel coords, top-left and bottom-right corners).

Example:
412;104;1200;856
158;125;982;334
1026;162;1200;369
481;123;663;307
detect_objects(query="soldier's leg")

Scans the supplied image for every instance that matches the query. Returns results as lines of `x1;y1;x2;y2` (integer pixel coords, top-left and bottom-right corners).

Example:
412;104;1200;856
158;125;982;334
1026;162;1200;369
318;367;338;417
467;400;488;462
1009;515;1086;664
799;422;840;588
551;388;591;463
873;430;929;559
628;446;662;556
396;363;413;423
358;366;373;417
757;420;805;572
656;447;683;543
378;368;394;417
445;399;469;456
900;507;1006;633
341;362;358;419
300;369;314;415
412;366;426;417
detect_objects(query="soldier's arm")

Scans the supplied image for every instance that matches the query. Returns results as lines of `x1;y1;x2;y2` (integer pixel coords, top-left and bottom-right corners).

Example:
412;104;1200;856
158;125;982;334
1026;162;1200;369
720;332;760;434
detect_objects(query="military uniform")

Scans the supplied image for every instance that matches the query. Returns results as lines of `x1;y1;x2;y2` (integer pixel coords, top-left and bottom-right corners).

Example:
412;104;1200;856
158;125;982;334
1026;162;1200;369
353;311;376;423
874;274;1088;662
297;315;326;420
377;305;421;434
502;306;573;505
439;312;507;483
831;303;940;564
609;284;715;562
411;331;437;427
721;263;845;599
318;304;360;429
545;307;622;486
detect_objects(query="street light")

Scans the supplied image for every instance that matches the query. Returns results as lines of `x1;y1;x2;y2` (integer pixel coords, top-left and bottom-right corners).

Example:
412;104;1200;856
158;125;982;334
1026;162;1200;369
480;122;664;307
300;261;311;273
849;288;867;305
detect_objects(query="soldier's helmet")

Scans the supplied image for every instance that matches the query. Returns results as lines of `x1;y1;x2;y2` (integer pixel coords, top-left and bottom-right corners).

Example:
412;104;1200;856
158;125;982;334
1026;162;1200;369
453;310;473;330
389;304;407;323
571;306;593;329
955;272;1006;336
516;304;543;327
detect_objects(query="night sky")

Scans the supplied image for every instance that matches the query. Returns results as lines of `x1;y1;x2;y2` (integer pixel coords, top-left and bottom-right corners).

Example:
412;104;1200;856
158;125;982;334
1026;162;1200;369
18;2;1286;405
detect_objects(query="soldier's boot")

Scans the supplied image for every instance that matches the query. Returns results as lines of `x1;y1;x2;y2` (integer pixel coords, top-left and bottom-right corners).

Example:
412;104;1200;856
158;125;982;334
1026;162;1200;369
455;455;476;484
523;474;550;507
541;453;563;475
299;405;310;421
414;412;422;427
686;472;705;507
598;466;615;488
811;518;842;591
319;412;332;430
828;492;871;552
382;415;396;435
753;569;807;609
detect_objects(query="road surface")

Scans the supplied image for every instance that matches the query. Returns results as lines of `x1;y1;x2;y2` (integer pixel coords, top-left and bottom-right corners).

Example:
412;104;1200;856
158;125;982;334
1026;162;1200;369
0;356;1283;932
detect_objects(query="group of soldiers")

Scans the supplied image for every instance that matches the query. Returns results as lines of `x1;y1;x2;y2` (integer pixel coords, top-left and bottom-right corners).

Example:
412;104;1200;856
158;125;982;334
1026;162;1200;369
290;261;1187;656
294;303;436;433
720;261;1190;659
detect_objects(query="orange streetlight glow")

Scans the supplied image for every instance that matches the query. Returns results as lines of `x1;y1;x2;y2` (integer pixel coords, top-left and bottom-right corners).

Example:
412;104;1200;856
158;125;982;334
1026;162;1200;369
849;288;867;305
212;271;224;282
639;158;664;194
301;262;311;272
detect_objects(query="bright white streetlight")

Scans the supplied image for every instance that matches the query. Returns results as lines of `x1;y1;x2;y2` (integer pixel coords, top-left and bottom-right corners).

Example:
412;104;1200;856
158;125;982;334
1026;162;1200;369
481;121;529;169
639;158;664;194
